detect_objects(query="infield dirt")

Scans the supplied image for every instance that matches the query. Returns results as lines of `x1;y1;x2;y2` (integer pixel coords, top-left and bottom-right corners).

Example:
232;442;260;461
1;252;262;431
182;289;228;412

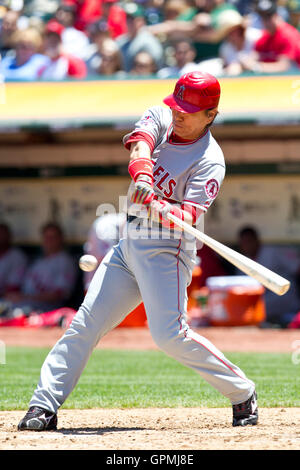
0;326;299;450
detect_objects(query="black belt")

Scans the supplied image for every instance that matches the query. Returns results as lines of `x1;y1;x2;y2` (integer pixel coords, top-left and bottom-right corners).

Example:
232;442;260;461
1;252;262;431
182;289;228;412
127;214;166;231
127;215;138;223
127;214;177;237
127;214;197;230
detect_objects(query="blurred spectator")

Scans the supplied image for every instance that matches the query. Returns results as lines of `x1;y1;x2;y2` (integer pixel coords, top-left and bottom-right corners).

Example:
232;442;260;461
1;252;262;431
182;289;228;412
21;0;59;23
117;2;164;72
21;15;46;33
39;24;87;79
0;27;50;80
157;38;199;78
287;0;300;30
101;0;127;39
149;0;236;42
130;50;157;75
192;0;241;56
85;18;111;73
226;0;255;15
218;9;263;75
83;212;126;290
246;0;290;30
163;0;198;21
143;0;164;25
63;0;103;32
96;37;124;76
0;0;8;19
237;226;300;327
242;0;300;72
0;223;28;298
84;20;125;77
50;4;89;59
148;0;239;62
5;222;77;314
0;9;19;58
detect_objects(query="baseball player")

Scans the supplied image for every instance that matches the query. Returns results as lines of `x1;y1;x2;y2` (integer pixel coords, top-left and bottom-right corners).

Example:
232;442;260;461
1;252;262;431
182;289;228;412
18;71;258;431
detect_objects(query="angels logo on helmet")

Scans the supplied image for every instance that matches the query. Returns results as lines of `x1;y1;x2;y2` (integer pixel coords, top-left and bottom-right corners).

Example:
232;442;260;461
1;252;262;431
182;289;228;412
176;85;185;100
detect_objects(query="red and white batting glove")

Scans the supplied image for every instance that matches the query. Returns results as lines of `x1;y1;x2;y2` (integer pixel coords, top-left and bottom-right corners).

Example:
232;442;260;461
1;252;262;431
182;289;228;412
148;200;183;228
131;175;154;205
128;158;154;205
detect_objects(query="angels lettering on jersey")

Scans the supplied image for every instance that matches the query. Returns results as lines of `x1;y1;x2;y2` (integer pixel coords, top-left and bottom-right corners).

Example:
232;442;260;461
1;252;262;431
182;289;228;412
152;164;177;200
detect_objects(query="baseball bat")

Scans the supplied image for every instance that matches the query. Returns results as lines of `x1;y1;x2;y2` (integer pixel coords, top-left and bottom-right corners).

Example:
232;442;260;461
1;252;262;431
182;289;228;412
167;213;290;296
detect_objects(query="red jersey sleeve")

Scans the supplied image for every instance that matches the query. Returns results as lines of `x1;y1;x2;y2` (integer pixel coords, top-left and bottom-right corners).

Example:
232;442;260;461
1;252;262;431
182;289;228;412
124;131;155;153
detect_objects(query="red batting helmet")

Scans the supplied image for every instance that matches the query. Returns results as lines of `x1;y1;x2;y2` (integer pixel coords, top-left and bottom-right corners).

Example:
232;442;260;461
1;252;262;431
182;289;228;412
163;71;221;113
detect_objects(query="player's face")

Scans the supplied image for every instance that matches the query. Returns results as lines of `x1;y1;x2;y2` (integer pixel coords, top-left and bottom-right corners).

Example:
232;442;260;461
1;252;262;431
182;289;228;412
171;108;217;140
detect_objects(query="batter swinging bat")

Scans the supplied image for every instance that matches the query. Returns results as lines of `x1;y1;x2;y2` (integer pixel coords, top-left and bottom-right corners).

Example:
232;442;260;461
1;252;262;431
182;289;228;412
167;213;290;296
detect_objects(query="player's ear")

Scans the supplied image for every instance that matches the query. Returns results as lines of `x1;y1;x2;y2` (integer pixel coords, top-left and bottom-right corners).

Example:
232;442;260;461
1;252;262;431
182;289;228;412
206;108;218;125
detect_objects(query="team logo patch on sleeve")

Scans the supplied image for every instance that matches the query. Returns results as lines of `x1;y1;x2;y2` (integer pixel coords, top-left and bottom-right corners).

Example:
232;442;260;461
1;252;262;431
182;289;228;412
140;116;155;126
205;179;219;199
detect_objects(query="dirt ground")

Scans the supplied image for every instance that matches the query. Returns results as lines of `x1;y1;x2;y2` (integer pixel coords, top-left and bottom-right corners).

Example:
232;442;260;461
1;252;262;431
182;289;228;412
1;326;300;451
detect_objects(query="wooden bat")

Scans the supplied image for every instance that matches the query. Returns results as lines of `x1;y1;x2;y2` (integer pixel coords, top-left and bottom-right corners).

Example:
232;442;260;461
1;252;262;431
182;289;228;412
167;213;290;296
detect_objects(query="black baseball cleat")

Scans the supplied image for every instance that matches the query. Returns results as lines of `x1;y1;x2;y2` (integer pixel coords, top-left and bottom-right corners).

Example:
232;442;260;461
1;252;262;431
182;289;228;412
232;391;258;427
18;406;57;431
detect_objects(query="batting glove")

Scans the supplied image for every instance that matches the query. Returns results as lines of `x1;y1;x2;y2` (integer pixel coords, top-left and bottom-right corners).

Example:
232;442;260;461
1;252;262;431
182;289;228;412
149;200;186;229
131;175;154;205
148;200;172;226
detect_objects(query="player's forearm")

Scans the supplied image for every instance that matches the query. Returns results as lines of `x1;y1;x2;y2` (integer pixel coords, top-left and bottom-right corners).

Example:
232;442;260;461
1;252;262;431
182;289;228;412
129;141;152;162
147;20;195;37
241;53;291;74
128;141;154;204
193;29;221;43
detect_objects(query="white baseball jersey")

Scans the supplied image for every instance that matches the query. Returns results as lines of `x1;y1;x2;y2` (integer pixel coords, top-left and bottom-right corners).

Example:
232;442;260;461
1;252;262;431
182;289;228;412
124;105;226;216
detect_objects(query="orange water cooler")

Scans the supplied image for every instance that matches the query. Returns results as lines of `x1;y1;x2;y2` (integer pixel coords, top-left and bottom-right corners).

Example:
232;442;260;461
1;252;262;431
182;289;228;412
117;303;147;327
205;276;266;327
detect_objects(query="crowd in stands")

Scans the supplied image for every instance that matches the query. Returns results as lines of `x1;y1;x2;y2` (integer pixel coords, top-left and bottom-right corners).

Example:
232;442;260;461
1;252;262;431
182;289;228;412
0;0;300;80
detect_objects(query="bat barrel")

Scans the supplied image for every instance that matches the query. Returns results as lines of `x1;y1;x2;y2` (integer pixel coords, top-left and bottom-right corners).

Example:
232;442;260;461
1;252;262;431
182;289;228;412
167;212;291;297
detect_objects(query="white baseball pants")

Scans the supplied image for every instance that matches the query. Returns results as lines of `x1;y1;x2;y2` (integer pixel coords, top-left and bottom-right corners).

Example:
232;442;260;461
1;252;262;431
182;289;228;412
30;227;255;413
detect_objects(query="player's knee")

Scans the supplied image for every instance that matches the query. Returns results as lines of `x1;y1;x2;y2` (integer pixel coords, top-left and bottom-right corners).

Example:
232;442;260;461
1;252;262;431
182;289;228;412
150;332;171;352
150;328;186;356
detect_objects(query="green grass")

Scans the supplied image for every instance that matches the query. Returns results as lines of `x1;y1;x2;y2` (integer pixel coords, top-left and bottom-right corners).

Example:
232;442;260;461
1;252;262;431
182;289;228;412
1;347;299;410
